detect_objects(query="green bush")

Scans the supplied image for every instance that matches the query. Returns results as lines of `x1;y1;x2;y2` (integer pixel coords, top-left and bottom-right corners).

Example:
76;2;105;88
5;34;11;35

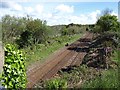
81;69;119;88
45;78;67;89
1;44;27;88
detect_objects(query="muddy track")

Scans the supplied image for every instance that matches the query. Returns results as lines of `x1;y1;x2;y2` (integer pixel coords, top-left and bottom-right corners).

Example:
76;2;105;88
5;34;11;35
27;32;93;88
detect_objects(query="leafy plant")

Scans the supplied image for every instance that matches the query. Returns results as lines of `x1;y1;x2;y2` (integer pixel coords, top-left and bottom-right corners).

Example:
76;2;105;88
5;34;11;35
81;69;119;88
16;30;33;48
1;44;27;89
45;78;67;89
96;14;118;33
61;27;69;36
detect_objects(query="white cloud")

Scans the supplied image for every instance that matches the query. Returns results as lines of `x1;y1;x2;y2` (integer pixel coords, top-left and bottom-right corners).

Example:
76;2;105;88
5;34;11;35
0;3;102;26
0;8;25;18
24;7;34;13
13;3;23;11
89;10;101;18
70;10;101;24
22;4;44;18
46;10;101;25
111;11;118;17
0;1;118;26
55;4;74;13
8;2;23;11
45;13;53;18
35;4;44;14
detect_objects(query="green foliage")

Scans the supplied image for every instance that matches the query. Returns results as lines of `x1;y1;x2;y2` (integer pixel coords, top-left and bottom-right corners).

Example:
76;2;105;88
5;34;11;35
20;19;48;48
2;15;49;48
111;50;119;63
16;30;33;48
89;32;118;49
57;65;102;88
26;19;48;44
25;34;81;67
45;78;67;89
1;44;26;88
61;25;83;36
81;69;119;88
2;14;85;49
61;27;69;36
95;14;118;33
2;15;27;44
67;28;75;35
92;25;101;33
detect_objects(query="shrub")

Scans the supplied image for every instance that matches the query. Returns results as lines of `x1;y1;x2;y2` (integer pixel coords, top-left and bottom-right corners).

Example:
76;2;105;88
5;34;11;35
81;69;119;88
45;78;67;89
1;44;27;88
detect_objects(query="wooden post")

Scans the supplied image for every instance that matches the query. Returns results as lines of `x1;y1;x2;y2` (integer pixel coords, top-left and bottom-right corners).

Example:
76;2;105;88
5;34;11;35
0;22;4;74
0;42;4;74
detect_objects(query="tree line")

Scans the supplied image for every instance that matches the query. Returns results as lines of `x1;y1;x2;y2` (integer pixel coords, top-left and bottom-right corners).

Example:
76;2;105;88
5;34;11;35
1;15;85;48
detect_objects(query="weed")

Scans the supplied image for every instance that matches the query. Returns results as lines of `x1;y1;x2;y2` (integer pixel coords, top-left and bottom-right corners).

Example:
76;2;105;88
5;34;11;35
44;78;67;89
24;34;82;67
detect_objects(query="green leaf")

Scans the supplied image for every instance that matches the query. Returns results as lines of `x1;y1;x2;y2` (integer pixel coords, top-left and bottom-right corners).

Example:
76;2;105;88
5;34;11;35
1;44;27;89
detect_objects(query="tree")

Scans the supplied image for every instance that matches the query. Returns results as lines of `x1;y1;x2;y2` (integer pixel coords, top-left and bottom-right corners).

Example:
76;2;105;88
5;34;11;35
89;9;120;68
16;30;33;48
16;17;49;48
2;15;27;44
26;19;48;44
61;27;68;36
96;14;118;33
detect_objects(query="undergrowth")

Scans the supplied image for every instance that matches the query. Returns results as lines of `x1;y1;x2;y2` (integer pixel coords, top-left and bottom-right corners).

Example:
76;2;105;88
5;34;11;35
81;50;119;88
34;51;119;88
23;34;82;67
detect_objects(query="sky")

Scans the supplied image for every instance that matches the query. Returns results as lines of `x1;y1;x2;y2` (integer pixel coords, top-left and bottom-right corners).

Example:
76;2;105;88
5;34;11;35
0;0;119;25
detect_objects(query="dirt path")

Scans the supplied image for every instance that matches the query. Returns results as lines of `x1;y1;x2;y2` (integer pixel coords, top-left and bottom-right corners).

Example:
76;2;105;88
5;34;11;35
27;32;93;88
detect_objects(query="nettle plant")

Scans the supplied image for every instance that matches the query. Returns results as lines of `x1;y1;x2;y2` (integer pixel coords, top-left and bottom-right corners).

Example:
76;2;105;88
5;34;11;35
45;78;67;89
1;44;27;88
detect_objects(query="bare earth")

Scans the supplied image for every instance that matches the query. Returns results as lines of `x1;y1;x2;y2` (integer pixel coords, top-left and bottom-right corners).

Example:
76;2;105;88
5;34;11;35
27;32;93;88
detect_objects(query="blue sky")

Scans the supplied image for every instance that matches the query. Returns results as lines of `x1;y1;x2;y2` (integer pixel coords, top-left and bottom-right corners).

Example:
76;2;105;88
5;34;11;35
0;0;119;25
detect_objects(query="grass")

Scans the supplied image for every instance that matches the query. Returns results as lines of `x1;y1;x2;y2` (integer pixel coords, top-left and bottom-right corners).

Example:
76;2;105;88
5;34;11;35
58;65;95;88
31;34;119;89
111;50;119;63
80;50;119;89
34;49;119;88
44;78;67;89
34;65;102;88
81;69;119;88
23;34;82;67
57;59;119;89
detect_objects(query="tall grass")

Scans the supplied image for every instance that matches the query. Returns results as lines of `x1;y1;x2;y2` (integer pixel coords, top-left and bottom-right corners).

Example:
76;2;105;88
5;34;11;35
45;78;67;89
81;50;119;88
34;49;119;88
81;69;118;88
